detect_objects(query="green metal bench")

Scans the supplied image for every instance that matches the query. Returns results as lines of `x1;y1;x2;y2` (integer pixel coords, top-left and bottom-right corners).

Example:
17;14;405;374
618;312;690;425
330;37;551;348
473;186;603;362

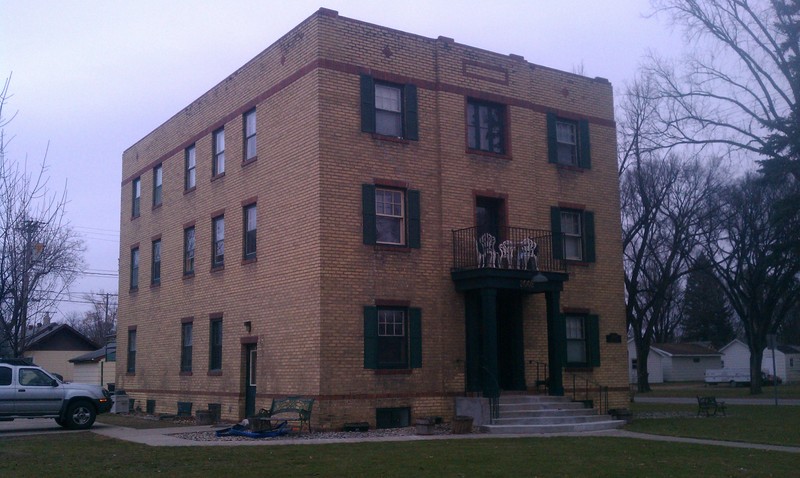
263;396;314;432
697;396;726;417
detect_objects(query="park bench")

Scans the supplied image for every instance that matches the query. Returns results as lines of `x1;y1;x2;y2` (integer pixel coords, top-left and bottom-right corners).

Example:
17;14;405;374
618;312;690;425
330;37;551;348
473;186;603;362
261;396;314;432
696;396;726;417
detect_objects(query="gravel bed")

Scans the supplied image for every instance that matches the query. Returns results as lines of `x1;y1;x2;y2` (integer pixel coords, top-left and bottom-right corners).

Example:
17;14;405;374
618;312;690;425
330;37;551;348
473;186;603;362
634;411;698;419
171;424;474;442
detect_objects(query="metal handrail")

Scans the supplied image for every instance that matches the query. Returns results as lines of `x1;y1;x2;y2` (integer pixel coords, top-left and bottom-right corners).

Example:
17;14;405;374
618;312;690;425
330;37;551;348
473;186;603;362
564;370;609;415
481;366;500;424
452;226;566;272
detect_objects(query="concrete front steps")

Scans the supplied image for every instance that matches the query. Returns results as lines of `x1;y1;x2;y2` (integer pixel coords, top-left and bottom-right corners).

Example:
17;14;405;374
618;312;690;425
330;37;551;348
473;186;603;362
480;395;625;434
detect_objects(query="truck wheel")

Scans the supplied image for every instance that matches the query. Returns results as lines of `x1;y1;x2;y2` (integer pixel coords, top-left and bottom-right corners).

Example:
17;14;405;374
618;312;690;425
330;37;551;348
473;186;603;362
55;417;66;428
66;401;97;429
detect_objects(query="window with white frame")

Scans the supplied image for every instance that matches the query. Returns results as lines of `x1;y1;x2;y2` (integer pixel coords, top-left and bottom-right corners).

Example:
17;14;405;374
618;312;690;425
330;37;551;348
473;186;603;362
212;215;224;267
556;120;578;166
131;177;141;217
151;239;161;285
243;204;257;260
378;309;408;369
566;316;587;365
153;164;163;207
184;226;195;275
130;247;139;289
375;84;402;137
180;322;193;372
244;109;256;161
560;210;583;261
213;128;225;176
185;145;196;190
375;188;404;245
467;99;505;154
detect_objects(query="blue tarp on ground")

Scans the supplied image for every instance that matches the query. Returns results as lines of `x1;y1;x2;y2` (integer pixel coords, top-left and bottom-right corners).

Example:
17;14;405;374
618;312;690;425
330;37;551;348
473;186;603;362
215;421;290;438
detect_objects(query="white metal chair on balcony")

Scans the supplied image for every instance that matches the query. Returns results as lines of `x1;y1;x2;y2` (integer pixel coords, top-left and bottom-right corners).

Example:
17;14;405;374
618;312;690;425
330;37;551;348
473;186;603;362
498;240;516;269
476;233;497;268
517;238;539;271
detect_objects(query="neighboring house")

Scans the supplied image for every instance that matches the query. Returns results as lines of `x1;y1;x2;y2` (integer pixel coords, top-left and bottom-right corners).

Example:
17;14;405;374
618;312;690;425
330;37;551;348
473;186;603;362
116;8;629;428
627;339;664;384
628;341;722;383
70;341;117;387
719;339;751;370
762;345;800;384
23;323;98;382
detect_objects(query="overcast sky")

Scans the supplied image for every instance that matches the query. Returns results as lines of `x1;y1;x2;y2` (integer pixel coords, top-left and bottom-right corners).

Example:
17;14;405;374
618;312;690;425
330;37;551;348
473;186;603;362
0;0;682;321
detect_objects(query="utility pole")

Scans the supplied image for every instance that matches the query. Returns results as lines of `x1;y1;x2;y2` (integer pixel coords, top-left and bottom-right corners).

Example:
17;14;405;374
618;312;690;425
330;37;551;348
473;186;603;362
16;219;41;357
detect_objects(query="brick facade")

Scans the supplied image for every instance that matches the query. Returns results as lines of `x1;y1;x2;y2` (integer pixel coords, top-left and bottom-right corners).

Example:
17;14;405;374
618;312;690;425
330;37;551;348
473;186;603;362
117;8;629;429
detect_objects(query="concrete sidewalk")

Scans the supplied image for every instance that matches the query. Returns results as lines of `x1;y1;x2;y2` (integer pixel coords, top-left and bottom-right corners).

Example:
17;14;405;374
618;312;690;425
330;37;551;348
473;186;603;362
634;396;800;406
87;423;800;453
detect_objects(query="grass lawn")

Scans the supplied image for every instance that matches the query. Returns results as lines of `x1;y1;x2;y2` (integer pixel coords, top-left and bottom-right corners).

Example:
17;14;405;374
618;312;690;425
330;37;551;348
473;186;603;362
0;432;797;478
627;402;800;447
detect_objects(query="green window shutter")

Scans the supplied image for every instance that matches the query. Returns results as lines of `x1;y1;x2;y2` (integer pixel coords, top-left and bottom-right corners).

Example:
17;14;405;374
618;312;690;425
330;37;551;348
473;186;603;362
583;211;596;263
360;74;375;133
586;315;601;367
404;83;419;141
409;308;422;369
579;120;591;169
364;307;378;369
362;184;376;245
546;112;558;164
407;189;421;249
550;207;564;260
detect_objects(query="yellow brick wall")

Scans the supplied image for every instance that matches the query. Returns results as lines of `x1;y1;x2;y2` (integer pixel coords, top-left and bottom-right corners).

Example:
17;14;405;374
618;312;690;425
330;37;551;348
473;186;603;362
117;8;629;427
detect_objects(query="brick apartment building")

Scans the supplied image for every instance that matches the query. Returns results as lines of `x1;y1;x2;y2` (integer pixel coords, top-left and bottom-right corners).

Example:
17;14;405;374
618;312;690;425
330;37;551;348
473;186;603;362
117;8;629;429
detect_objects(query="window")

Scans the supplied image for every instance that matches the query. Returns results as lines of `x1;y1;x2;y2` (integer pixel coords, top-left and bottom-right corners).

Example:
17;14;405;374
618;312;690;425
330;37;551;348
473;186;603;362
467;99;505;154
153;164;163;207
18;368;53;386
209;318;222;371
151;239;161;285
213;128;225;176
547;113;591;168
183;226;195;275
185;145;196;190
0;366;12;386
362;185;420;248
244;109;257;161
360;74;418;140
565;315;600;367
364;306;422;369
131;177;141;217
130;247;139;289
181;322;193;372
127;329;137;373
631;359;638;370
550;207;595;262
212;215;224;267
243;204;257;260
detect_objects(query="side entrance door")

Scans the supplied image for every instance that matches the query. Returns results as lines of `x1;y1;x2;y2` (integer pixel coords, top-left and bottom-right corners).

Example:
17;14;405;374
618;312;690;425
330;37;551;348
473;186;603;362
244;345;257;418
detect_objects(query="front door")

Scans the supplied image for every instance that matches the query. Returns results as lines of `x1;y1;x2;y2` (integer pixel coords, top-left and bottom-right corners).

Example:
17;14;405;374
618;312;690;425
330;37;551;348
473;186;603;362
244;345;257;418
497;291;526;391
476;196;504;240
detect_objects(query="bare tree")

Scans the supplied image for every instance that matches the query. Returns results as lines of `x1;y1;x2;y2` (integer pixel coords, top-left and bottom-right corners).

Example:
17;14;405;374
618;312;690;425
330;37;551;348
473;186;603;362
618;74;725;392
702;173;800;394
0;75;85;357
649;0;799;179
65;291;117;347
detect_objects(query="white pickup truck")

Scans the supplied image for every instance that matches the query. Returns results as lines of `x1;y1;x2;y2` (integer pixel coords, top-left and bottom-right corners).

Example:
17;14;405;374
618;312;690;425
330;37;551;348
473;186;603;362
704;368;751;386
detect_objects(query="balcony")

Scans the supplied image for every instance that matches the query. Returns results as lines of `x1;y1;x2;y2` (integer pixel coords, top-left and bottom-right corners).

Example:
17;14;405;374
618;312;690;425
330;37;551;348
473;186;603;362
451;226;567;291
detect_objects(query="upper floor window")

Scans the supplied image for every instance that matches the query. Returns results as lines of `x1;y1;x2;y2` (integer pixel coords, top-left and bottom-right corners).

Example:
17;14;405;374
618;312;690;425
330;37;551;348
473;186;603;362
565;314;600;367
151;239;161;285
243;204;257;260
181;322;193;373
547;113;591;168
184;226;195;275
212;215;225;268
244;109;257;161
130;247;140;290
362;184;421;248
467;99;505;154
363;306;422;370
360;75;418;140
153;164;163;207
185;145;196;190
131;177;141;218
551;207;595;263
213;128;225;177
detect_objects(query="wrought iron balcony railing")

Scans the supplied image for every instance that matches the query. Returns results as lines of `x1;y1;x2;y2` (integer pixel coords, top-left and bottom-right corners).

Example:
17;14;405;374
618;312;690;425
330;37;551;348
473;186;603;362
452;226;566;273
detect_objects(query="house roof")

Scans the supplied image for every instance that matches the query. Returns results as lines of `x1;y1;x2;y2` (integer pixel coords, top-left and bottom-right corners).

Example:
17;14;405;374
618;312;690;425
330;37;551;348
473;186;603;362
69;342;116;363
651;342;722;357
25;323;98;352
719;339;748;352
776;345;800;355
